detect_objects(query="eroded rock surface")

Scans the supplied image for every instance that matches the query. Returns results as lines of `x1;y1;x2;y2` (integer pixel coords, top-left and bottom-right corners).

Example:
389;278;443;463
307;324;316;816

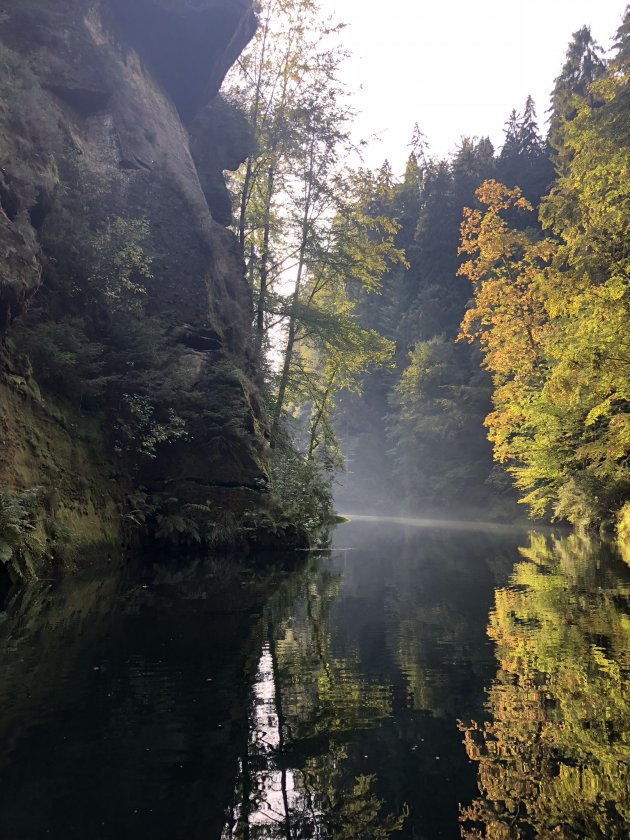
0;0;267;576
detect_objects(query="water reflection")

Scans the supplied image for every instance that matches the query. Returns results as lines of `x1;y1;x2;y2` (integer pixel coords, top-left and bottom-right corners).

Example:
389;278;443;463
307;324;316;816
223;521;521;838
0;560;298;840
224;523;630;839
460;533;630;839
223;560;403;838
0;524;627;839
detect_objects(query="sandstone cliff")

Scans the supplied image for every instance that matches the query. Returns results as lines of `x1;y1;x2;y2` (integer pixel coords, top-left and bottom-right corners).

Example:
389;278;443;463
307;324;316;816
0;0;270;580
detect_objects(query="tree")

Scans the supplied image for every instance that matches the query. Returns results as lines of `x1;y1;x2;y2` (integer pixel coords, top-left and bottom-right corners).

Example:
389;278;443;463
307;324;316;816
335;136;504;513
500;108;521;161
457;180;551;375
498;97;553;208
537;42;630;525
273;169;403;454
457;180;562;512
387;337;492;508
459;133;629;526
519;95;544;159
226;0;403;516
226;0;350;350
548;25;605;157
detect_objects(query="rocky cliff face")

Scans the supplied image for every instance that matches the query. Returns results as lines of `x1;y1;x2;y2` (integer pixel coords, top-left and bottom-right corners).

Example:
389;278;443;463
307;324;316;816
0;0;268;580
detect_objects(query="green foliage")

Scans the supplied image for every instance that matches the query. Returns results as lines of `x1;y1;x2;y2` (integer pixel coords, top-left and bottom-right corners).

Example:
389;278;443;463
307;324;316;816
85;216;153;313
388;337;494;507
336;135;513;512
0;488;45;579
114;394;187;460
126;493;239;548
155;501;217;545
12;193;191;465
267;434;335;538
456;33;630;528
15;318;106;403
336;28;623;526
227;0;400;519
237;508;309;550
549;25;606;157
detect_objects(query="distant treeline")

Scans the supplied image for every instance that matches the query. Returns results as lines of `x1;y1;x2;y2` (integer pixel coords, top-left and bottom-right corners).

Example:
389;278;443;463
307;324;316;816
338;14;629;530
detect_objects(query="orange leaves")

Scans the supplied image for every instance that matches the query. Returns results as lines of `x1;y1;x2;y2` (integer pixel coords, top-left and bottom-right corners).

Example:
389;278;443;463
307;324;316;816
457;181;534;285
456;180;554;382
473;179;533;215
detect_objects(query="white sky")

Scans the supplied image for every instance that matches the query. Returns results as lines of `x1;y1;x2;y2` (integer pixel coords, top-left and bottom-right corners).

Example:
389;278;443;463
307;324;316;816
317;0;627;172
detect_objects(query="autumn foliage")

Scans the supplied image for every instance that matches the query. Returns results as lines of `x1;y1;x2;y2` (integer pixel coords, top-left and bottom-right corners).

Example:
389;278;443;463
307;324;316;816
457;66;629;529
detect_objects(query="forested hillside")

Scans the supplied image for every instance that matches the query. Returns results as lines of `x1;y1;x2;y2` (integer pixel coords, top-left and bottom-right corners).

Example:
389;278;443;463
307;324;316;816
332;14;629;534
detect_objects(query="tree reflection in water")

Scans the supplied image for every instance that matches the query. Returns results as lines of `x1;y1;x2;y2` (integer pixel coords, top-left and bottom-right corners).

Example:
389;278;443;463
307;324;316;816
221;524;629;839
459;533;630;839
222;563;406;839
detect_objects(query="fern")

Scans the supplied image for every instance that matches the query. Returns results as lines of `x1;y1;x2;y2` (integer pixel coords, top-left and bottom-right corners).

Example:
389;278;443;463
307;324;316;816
0;488;45;578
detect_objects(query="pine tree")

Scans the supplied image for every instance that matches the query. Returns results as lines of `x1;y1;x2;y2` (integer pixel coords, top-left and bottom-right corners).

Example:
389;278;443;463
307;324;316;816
500;108;521;161
612;5;630;71
549;26;605;154
498;97;552;208
519;95;544;159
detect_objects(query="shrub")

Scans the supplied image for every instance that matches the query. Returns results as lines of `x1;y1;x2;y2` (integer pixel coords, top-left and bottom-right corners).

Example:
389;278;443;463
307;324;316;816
267;435;334;538
0;488;45;580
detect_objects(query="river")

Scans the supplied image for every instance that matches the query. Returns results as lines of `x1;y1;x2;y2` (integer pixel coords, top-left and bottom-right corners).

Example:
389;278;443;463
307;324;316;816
0;518;628;838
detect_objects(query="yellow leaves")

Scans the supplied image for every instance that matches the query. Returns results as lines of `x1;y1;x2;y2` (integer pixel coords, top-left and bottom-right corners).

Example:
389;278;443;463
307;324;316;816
585;397;617;428
457;182;534;286
602;276;628;302
474;179;534;214
457;182;553;400
452;48;629;528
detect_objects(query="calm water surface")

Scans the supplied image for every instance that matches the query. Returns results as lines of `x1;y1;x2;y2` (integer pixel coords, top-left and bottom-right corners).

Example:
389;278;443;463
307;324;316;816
0;520;628;839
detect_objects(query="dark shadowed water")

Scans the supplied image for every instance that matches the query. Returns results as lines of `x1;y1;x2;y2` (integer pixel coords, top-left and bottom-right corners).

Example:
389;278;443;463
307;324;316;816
0;519;628;839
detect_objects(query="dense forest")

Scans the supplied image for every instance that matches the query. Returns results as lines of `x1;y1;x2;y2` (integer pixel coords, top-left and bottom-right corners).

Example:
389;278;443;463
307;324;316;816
224;0;629;536
0;0;628;582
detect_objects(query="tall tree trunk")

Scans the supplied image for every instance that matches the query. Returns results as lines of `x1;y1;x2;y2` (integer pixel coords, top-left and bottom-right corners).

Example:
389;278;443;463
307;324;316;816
271;288;300;446
271;134;316;445
256;167;275;346
307;372;336;459
238;158;253;253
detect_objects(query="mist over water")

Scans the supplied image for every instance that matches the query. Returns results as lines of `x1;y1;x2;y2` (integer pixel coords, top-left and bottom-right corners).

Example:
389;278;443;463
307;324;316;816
339;513;535;534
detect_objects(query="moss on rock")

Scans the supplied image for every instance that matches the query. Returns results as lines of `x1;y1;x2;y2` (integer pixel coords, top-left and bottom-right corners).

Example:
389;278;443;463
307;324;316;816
0;0;271;579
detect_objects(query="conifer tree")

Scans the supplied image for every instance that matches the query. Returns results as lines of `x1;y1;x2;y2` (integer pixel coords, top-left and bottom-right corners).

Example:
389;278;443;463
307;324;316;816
549;26;605;155
498;97;552;207
519;95;544;159
500;109;521;161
